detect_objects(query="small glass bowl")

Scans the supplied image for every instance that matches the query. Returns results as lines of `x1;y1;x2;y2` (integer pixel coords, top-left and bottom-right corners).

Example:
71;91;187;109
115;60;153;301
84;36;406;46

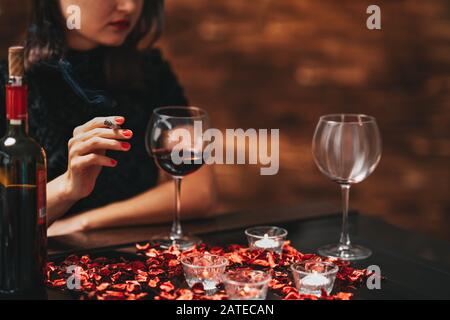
245;226;288;253
180;253;228;293
291;260;339;296
223;270;271;300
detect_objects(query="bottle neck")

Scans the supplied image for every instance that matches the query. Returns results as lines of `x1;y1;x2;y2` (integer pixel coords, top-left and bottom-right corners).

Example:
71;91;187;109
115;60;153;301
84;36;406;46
5;81;28;136
6;119;28;136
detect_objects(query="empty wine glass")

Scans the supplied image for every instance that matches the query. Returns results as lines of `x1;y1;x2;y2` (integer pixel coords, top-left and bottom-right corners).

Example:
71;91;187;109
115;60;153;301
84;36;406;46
312;114;382;260
146;106;209;250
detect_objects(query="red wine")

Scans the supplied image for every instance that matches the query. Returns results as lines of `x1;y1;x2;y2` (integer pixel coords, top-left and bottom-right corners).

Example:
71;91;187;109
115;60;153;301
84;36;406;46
153;148;203;177
0;47;47;298
0;185;46;297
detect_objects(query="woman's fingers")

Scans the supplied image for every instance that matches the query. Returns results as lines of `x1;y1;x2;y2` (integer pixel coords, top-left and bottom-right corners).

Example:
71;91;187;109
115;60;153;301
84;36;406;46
63;117;128;204
73;116;125;136
71;136;131;157
76;127;133;142
71;154;118;170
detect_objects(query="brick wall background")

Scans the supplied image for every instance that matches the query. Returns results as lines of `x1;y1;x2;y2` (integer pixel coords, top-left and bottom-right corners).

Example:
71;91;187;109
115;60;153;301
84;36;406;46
1;0;449;240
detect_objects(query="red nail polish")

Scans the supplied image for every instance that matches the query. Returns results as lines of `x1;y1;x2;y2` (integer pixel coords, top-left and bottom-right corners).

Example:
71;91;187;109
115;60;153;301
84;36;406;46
115;117;125;125
121;142;131;150
111;159;117;166
123;130;133;137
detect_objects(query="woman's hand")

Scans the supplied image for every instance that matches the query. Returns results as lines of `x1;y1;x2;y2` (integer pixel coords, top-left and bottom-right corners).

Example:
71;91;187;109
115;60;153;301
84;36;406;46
61;116;133;202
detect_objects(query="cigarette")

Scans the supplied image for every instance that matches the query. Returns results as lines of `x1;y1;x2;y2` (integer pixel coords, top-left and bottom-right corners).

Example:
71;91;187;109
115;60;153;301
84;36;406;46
104;119;121;130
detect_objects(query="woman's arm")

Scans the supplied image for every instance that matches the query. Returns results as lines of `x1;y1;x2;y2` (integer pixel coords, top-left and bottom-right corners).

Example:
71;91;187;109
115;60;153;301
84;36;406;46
47;165;217;236
46;172;79;225
46;116;134;226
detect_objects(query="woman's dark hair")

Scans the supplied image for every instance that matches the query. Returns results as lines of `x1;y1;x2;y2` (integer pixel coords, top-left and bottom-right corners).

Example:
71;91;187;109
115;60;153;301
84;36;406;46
25;0;164;87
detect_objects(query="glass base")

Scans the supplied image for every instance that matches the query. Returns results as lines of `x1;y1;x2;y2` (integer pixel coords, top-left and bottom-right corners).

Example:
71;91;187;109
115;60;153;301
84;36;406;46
151;234;200;251
318;244;372;261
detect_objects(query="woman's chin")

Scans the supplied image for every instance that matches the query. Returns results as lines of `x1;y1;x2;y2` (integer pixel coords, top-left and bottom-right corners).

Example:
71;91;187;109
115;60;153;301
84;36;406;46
98;36;128;47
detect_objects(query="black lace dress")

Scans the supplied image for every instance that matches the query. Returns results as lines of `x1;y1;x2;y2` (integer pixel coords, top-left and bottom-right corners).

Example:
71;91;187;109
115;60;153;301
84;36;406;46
0;48;188;215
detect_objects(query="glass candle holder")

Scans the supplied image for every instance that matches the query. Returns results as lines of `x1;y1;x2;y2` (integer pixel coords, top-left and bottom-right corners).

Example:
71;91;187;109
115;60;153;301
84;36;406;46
245;226;288;253
180;253;228;293
291;260;339;297
223;270;271;300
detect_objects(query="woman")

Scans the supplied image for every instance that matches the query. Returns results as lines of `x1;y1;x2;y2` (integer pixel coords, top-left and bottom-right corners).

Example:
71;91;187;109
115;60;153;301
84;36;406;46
0;0;217;236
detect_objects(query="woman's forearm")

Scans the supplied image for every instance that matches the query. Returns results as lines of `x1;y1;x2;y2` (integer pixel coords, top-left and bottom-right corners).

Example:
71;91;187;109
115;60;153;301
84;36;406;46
79;166;217;231
46;172;78;226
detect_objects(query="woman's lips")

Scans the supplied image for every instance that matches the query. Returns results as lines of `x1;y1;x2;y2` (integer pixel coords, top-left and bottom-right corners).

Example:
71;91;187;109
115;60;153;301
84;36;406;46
109;20;131;31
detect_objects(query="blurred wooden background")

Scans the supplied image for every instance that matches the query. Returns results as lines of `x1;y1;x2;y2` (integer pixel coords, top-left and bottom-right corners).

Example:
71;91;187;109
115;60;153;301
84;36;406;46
1;0;449;240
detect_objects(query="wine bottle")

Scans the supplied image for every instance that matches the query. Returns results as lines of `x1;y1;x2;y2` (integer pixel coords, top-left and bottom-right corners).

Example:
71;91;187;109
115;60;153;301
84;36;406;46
0;46;47;299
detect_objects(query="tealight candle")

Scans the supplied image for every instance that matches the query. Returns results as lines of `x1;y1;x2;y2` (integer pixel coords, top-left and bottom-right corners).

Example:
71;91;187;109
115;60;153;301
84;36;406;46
180;253;228;293
245;226;288;253
301;273;330;288
254;234;279;249
291;260;338;297
223;270;271;300
201;280;218;291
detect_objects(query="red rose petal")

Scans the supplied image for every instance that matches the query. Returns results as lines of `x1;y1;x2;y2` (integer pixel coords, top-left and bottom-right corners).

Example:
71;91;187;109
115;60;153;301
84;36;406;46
148;268;165;276
96;283;110;292
160;281;175;293
335;292;353;300
176;289;194;300
148;277;160;288
191;283;206;295
136;243;150;251
131;261;146;272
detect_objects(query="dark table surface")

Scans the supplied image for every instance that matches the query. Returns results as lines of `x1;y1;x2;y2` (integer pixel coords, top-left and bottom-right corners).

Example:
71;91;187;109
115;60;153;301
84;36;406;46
47;203;450;300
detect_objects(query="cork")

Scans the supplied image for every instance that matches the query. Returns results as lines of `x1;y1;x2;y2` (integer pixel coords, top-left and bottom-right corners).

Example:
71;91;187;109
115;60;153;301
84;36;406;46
8;46;25;77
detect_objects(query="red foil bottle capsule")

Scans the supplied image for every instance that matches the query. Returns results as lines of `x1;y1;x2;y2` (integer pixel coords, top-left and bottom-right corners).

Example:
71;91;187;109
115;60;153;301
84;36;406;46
6;84;28;120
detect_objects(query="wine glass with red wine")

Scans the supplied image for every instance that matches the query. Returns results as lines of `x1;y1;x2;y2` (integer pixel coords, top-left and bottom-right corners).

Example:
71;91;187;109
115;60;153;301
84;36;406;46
145;106;209;250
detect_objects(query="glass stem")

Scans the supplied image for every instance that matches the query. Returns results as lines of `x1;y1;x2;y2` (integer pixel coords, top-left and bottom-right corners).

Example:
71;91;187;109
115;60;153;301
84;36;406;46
339;184;351;249
170;177;183;240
